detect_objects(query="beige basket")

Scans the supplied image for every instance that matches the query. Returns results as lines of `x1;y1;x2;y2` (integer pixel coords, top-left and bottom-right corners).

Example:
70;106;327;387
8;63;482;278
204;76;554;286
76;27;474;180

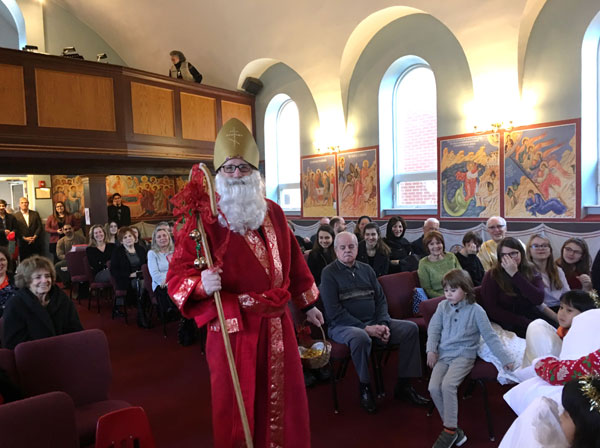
299;324;332;369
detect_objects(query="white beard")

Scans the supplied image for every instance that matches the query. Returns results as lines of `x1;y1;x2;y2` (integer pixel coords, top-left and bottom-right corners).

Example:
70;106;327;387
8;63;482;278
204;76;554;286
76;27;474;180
215;170;267;235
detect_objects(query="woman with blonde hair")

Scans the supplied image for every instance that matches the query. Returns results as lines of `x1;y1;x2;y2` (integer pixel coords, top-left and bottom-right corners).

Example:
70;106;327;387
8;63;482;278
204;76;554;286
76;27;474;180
86;224;115;283
148;226;176;320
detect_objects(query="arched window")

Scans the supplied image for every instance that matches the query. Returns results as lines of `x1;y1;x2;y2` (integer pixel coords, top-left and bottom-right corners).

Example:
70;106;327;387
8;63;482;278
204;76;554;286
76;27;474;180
582;10;600;206
264;94;301;212
392;65;437;208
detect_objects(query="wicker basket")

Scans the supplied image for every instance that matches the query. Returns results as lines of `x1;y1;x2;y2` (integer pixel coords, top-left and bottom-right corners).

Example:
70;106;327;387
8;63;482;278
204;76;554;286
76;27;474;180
298;324;332;369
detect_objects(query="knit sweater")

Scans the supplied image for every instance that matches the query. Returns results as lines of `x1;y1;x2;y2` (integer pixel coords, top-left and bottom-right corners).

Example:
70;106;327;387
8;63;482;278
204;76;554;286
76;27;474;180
426;299;511;365
417;252;461;298
535;349;600;385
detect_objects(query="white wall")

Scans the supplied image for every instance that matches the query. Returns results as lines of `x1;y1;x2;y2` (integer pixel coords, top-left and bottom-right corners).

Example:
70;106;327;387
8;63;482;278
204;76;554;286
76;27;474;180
0;1;18;49
43;0;126;65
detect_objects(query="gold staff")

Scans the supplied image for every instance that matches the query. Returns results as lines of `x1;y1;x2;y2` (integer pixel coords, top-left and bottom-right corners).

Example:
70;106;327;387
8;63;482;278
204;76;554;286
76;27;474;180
189;162;253;448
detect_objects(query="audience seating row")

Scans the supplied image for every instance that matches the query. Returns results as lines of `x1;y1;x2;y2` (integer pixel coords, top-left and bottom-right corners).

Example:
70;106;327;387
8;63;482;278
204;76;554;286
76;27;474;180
0;329;130;446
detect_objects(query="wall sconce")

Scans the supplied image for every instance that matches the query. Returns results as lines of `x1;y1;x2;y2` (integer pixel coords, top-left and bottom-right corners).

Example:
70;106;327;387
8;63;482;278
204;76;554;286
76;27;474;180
474;120;513;134
318;145;340;154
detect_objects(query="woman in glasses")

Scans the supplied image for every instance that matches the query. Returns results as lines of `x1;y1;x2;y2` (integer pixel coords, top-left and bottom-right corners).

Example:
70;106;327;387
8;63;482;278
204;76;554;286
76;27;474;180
480;237;547;338
527;234;570;315
556;238;592;291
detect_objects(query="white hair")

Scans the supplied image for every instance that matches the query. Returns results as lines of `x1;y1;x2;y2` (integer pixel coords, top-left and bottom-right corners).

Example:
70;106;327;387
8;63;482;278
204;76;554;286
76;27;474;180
486;216;506;227
215;170;267;235
334;231;358;248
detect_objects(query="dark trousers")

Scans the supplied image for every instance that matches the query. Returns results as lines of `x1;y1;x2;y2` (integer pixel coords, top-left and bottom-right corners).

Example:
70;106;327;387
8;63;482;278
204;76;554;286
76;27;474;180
329;319;422;384
18;241;41;261
154;285;175;313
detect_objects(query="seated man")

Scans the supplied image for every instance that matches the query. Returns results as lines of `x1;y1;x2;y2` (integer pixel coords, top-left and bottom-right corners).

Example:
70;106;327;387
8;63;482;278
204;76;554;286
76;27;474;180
320;231;429;414
478;216;507;271
411;217;440;258
54;224;86;285
329;216;347;235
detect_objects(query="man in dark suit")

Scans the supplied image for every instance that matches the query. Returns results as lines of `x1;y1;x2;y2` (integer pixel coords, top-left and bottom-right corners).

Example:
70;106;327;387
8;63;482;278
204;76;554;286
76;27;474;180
107;193;131;227
13;197;43;261
0;199;16;248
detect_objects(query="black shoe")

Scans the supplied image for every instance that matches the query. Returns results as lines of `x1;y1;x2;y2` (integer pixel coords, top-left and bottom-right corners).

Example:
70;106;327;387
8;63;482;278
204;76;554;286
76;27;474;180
304;369;317;388
394;384;431;406
359;383;377;414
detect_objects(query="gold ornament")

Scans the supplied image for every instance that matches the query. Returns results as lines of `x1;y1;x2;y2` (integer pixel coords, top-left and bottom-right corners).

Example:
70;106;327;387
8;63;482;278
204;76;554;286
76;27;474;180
579;375;600;414
213;118;259;171
589;289;600;309
188;229;201;241
194;257;207;270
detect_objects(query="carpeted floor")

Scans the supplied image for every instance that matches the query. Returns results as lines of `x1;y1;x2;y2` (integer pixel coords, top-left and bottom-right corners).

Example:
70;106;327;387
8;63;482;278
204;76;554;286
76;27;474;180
76;299;518;447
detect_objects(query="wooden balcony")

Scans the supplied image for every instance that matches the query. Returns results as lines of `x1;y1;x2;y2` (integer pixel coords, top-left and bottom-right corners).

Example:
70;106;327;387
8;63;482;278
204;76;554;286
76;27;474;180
0;47;254;173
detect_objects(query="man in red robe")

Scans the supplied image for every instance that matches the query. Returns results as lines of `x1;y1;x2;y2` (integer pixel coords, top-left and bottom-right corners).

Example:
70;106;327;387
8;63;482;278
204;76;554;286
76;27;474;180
167;118;324;448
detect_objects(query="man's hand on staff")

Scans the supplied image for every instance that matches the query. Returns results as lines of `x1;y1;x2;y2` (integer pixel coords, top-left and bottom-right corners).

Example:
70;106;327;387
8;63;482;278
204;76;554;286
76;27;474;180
201;267;223;296
306;307;324;327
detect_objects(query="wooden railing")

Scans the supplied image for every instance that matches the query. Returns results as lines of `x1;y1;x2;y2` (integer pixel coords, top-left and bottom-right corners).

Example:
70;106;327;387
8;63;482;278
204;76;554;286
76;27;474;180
0;47;254;167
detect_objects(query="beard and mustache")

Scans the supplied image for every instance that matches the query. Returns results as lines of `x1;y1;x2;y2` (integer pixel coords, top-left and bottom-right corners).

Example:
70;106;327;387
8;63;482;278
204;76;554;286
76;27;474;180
215;170;267;235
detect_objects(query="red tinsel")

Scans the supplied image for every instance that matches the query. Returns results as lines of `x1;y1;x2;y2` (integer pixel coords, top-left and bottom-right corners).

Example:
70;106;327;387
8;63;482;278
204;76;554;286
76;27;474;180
170;164;230;268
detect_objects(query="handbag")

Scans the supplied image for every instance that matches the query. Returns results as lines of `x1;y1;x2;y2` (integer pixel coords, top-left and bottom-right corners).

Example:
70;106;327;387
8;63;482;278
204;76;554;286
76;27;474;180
412;287;429;316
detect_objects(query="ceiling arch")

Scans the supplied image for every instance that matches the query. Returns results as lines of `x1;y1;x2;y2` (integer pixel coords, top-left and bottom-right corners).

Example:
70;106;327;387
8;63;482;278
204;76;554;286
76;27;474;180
1;0;26;49
339;6;425;117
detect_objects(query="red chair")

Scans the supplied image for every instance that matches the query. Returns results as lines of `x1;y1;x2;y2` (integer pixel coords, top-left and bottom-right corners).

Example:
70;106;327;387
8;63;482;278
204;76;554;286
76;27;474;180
95;406;156;448
142;263;171;337
287;301;350;414
0;391;79;448
66;250;89;302
419;287;499;441
108;261;129;323
86;256;113;314
14;329;131;447
378;271;425;330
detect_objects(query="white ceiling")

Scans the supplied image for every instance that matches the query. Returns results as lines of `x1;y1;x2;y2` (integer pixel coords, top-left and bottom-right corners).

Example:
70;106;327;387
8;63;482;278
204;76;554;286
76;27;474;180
49;0;547;135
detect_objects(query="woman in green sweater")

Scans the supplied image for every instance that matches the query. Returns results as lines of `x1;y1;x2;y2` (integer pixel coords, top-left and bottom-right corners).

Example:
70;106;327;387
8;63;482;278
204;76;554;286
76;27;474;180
417;230;461;297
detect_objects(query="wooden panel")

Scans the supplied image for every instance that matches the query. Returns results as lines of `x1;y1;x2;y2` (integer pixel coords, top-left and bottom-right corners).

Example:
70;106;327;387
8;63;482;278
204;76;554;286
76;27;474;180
0;64;26;125
130;82;174;137
180;93;216;141
221;100;253;133
35;69;116;131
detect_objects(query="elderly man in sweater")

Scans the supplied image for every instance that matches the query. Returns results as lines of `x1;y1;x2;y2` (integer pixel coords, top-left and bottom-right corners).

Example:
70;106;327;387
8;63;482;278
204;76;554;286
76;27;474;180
319;231;429;414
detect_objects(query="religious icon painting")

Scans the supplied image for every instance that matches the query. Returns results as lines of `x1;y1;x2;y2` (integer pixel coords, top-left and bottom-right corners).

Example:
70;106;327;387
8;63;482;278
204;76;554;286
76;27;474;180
439;133;500;219
51;175;85;217
503;121;578;220
106;174;178;220
301;154;338;218
337;147;379;218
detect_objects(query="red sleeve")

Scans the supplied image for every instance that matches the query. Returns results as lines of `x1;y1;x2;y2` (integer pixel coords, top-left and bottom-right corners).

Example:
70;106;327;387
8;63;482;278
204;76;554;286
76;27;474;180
535;349;600;385
166;227;211;319
45;216;57;234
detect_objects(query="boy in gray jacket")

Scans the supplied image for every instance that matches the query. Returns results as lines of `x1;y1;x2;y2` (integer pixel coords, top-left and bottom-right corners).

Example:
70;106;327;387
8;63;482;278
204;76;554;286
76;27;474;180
427;269;514;448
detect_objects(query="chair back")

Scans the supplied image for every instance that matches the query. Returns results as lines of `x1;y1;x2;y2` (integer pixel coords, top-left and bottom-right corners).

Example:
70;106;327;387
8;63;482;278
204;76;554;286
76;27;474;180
66;250;89;282
141;264;154;298
419;286;483;327
14;329;112;406
419;296;445;327
0;347;18;384
95;406;156;448
0;391;78;448
0;317;3;347
377;271;419;319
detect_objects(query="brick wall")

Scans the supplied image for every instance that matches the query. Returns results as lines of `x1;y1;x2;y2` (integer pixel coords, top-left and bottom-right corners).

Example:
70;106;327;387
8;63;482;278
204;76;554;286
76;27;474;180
394;67;438;206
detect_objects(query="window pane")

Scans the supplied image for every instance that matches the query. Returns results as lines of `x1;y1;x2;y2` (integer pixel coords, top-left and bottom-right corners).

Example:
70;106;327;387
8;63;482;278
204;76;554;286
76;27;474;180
393;66;437;207
279;187;301;209
395;180;437;207
276;100;300;209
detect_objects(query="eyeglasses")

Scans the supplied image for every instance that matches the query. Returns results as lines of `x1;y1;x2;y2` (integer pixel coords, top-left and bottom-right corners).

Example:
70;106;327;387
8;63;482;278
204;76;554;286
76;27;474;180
564;246;583;256
487;225;505;230
221;163;252;174
531;244;550;249
501;251;520;259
